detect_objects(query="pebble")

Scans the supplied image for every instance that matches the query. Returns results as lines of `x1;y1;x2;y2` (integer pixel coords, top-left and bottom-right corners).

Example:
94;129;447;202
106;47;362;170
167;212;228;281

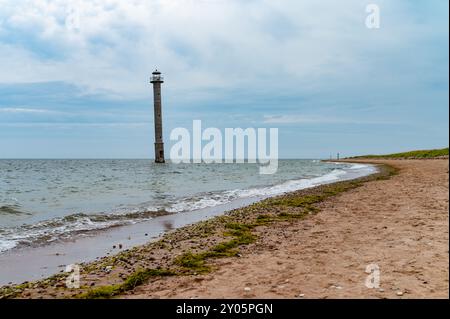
244;287;251;292
298;293;305;298
119;244;123;249
396;291;403;296
379;288;384;292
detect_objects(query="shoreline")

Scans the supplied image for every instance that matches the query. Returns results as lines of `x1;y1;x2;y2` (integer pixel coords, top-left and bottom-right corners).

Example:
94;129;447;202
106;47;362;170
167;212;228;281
1;159;447;299
0;161;385;298
0;162;375;287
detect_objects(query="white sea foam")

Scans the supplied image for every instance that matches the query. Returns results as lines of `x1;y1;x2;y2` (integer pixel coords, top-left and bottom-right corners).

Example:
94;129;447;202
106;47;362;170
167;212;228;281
165;163;375;213
0;240;17;253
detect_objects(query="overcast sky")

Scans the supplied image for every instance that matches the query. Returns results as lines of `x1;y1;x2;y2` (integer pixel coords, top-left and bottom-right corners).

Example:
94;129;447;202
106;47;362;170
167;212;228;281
0;0;448;158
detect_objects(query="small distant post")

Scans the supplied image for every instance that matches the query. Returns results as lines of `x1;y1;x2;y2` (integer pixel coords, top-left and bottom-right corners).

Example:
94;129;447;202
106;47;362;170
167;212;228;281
337;153;340;160
150;70;165;163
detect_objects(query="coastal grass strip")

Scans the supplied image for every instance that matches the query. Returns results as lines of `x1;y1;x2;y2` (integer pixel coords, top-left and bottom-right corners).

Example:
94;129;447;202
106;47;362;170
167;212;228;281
174;222;257;274
77;268;176;299
349;147;448;159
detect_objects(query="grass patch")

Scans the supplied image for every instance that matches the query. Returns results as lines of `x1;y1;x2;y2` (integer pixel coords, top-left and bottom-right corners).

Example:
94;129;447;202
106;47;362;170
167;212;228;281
270;194;325;207
277;212;308;220
254;214;274;225
121;268;176;291
78;268;176;299
175;222;257;273
350;147;448;159
174;252;211;273
79;284;121;299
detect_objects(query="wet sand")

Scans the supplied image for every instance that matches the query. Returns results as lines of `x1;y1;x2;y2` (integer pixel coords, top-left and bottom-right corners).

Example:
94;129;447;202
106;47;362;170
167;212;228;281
0;197;260;286
126;159;449;299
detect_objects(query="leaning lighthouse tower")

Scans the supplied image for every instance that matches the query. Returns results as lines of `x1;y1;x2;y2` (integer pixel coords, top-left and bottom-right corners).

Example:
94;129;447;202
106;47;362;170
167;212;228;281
150;70;165;163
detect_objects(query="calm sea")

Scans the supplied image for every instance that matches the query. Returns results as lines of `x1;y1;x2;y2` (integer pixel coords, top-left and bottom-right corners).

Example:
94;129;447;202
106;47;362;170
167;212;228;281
0;159;375;253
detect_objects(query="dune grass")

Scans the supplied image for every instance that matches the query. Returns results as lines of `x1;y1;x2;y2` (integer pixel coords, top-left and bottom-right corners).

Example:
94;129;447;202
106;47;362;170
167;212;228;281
350;148;448;159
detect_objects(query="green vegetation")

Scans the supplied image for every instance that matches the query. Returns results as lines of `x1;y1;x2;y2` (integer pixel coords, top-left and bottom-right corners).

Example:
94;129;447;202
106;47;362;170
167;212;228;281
350;147;448;159
175;222;257;273
78;268;176;299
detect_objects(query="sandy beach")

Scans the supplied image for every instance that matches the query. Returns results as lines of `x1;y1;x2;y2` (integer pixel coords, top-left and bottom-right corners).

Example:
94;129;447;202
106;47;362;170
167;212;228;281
1;159;448;299
126;159;449;299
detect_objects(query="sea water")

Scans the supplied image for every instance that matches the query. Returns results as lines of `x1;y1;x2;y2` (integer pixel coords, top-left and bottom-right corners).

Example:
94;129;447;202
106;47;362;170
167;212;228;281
0;159;375;253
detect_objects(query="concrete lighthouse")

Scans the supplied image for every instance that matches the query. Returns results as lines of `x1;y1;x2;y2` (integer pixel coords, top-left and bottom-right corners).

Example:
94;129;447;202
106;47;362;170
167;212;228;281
150;70;165;163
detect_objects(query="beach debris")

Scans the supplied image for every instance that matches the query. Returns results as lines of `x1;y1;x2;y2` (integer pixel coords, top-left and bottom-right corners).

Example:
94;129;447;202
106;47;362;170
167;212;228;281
244;287;251;292
396;291;404;296
119;244;123;249
298;293;305;298
378;288;385;292
104;266;113;273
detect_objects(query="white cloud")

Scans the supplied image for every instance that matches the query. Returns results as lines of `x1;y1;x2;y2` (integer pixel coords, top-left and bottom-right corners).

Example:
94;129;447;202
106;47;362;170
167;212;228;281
0;107;59;114
0;122;149;128
0;0;446;102
263;114;398;125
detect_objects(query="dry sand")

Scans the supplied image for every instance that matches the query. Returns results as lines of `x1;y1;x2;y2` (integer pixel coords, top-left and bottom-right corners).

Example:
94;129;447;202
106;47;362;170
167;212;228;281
125;159;449;299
